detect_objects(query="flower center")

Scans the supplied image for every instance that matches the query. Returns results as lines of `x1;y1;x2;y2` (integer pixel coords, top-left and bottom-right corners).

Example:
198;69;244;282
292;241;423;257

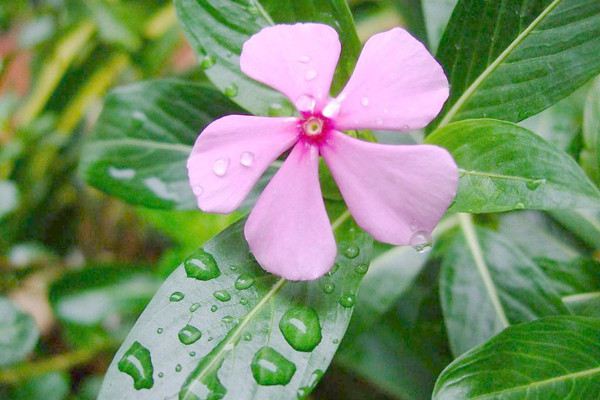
303;117;324;136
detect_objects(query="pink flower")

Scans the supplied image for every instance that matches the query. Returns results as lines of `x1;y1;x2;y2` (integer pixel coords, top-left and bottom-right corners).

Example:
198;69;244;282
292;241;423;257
187;23;458;281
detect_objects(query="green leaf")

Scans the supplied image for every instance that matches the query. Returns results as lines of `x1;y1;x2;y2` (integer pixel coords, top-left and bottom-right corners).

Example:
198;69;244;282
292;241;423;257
433;316;600;400
11;372;70;400
174;0;361;115
435;0;600;127
421;0;457;52
440;216;568;356
551;209;600;249
98;220;373;399
0;180;18;220
582;77;600;185
49;265;161;346
80;79;244;209
0;297;39;367
426;119;600;213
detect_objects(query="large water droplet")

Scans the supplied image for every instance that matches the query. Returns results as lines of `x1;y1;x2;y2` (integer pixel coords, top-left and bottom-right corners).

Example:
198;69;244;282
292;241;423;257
295;95;316;112
298;55;311;64
118;341;154;390
212;158;229;177
338;293;356;308
189;303;201;313
279;306;322;352
344;246;359;259
213;290;231;302
410;231;432;254
184;249;220;281
178;324;202;345
240;152;254;167
170;291;185;302
297;370;324;399
200;55;216;70
224;83;238;97
235;273;255;290
251;347;296;386
526;179;545;190
354;263;369;275
305;69;317;81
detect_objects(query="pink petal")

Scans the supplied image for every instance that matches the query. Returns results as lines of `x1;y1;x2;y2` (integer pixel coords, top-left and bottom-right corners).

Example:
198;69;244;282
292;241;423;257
245;143;336;281
187;115;298;213
321;131;458;245
240;23;341;113
329;28;449;131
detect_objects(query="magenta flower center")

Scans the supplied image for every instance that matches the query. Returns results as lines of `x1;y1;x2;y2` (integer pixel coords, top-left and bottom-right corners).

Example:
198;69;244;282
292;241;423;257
298;113;333;144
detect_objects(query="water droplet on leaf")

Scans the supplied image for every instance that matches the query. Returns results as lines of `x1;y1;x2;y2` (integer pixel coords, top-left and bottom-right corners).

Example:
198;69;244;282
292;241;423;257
175;364;182;373
210;305;218;312
526;179;545;190
355;263;369;275
344;246;359;259
224;83;238;97
156;328;163;334
118;341;154;390
322;282;335;294
251;347;296;386
200;55;216;70
338;293;356;308
410;231;432;253
297;370;324;399
279;306;322;352
170;291;184;302
189;303;201;313
235;273;255;290
243;332;253;341
213;290;231;302
178;324;202;345
184;250;220;281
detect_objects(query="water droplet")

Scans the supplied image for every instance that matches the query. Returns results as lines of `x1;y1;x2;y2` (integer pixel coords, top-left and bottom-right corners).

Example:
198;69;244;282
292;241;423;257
184;249;220;281
235;273;255;290
298;55;311;63
326;263;340;276
189;351;196;357
170;291;185;302
305;69;317;81
332;338;339;344
178;324;202;345
295;95;316;112
322;282;335;294
240;151;254;167
212;158;229;177
375;118;384;126
224;83;238;97
200;55;216;70
158;372;164;378
297;370;324;399
175;364;182;373
156;328;163;334
221;315;237;325
360;97;369;107
230;265;238;271
210;305;218;312
322;99;341;118
178;348;227;399
213;290;231;302
355;263;369;275
108;167;136;180
243;332;253;341
344;246;359;259
207;336;214;341
410;231;432;254
189;303;201;313
338;293;356;308
279;306;322;352
192;185;204;196
240;298;249;305
515;202;525;209
251;347;296;386
118;341;154;390
526;179;545;190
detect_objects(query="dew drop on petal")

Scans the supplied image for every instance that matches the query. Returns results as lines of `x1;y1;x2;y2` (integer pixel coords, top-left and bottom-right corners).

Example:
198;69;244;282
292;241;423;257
361;97;369;107
295;95;316;112
212;158;229;177
305;69;317;81
410;231;433;254
240;152;254;167
298;55;311;64
192;185;204;196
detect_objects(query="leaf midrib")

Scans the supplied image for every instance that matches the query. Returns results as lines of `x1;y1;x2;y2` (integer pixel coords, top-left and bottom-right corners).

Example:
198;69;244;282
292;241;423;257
438;0;564;127
470;365;600;400
458;168;540;183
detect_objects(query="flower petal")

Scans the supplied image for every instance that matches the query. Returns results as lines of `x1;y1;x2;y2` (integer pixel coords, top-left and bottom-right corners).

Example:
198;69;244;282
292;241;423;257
240;23;341;113
245;143;336;281
321;131;458;244
187;115;298;213
330;27;448;131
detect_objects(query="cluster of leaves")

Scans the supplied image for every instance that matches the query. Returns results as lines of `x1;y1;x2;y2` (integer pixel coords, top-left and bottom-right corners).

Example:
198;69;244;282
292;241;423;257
2;0;600;399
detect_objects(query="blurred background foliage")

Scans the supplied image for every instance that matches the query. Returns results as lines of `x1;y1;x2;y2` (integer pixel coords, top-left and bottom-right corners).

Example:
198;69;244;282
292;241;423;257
0;0;598;399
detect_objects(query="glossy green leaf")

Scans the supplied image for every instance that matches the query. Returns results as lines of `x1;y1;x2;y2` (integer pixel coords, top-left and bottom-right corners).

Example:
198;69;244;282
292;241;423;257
435;0;600;127
433;316;600;399
0;297;39;367
174;0;361;115
427;119;600;213
49;265;161;346
98;220;373;399
551;209;600;249
80;79;244;209
582;77;600;185
421;0;457;52
440;217;568;356
0;180;18;220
